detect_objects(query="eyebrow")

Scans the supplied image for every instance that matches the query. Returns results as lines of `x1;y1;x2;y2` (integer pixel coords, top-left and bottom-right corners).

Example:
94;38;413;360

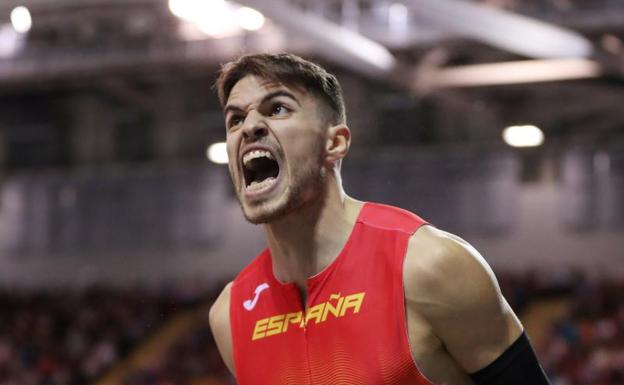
224;90;301;118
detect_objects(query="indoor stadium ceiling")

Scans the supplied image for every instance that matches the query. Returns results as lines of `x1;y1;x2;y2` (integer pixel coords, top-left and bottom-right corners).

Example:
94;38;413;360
0;0;622;169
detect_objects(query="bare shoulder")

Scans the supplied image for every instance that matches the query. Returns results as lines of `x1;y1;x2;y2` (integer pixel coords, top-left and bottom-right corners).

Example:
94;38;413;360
209;281;235;376
403;225;523;373
403;225;500;312
209;281;233;325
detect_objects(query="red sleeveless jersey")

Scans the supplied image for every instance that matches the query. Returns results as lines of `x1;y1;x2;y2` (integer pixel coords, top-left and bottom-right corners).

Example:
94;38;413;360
229;202;435;385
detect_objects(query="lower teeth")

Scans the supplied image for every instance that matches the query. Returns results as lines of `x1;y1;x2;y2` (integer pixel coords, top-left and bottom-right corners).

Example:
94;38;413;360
247;177;276;191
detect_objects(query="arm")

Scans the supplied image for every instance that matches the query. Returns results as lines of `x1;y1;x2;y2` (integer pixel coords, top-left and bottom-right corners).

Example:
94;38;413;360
209;281;236;377
404;226;549;384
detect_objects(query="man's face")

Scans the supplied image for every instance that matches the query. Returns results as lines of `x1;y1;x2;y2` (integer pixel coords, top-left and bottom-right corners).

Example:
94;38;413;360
223;75;329;224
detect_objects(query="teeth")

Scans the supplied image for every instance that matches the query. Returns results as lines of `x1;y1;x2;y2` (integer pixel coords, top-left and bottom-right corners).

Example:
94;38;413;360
246;177;276;192
242;150;274;166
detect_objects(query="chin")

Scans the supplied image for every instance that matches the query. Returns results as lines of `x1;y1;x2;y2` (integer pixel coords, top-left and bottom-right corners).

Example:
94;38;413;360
243;183;326;225
241;197;292;224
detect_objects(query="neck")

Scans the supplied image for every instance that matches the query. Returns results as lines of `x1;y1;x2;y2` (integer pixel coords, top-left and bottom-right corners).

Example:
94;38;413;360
263;176;363;291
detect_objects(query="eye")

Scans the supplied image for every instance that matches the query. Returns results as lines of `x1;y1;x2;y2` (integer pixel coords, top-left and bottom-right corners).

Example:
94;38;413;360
270;103;289;116
227;115;244;129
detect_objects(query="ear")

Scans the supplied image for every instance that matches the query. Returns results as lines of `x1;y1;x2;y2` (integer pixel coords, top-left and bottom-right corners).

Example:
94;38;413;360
325;124;351;164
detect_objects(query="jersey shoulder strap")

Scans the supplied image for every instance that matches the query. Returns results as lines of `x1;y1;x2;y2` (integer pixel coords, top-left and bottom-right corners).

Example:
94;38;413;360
359;202;428;234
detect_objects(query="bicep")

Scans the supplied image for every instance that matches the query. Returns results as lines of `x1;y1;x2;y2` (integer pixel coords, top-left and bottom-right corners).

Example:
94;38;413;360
209;282;236;376
433;279;523;373
405;229;523;373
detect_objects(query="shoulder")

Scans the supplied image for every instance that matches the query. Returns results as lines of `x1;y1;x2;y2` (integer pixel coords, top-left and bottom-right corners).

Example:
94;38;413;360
208;281;236;375
209;281;233;332
403;226;523;372
403;225;501;319
359;201;427;233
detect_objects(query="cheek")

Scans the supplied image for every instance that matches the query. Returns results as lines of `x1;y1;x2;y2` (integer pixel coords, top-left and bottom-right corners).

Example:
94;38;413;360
286;135;325;168
225;139;236;162
225;141;239;175
288;124;324;150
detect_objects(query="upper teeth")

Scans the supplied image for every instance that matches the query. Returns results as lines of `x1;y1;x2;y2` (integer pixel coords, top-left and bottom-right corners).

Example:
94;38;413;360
243;150;274;166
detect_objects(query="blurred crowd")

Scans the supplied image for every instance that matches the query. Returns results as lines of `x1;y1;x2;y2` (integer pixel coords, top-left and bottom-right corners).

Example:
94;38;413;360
0;286;179;385
122;322;232;385
539;278;624;385
0;273;622;385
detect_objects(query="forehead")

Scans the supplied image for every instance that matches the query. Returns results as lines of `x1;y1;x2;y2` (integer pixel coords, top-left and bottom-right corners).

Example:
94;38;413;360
226;75;306;107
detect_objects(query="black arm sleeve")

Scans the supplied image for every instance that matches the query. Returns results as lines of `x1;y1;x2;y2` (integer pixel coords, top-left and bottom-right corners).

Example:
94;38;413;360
468;332;551;385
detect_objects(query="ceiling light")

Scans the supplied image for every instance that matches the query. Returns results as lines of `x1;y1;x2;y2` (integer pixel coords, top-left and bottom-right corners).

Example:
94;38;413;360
424;59;601;88
0;24;24;58
207;142;229;164
237;7;265;31
196;11;239;38
11;6;32;34
388;3;408;34
168;0;202;21
503;125;544;148
169;0;240;38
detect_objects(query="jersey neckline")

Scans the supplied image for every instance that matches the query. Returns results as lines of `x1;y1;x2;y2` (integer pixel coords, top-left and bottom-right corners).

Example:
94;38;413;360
262;202;369;298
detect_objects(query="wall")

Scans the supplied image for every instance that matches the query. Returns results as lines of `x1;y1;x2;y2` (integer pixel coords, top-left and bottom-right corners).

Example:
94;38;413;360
0;146;621;288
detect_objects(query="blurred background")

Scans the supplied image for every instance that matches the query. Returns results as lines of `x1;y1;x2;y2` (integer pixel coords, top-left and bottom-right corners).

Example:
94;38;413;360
0;0;622;384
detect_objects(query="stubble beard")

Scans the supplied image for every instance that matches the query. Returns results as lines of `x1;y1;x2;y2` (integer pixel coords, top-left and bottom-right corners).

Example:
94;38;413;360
236;152;326;225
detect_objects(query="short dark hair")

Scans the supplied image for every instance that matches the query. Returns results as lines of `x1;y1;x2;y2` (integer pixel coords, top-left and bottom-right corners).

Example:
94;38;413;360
215;53;346;125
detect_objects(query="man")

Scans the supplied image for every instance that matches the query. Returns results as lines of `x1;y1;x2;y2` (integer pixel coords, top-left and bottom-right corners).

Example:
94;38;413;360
209;53;550;385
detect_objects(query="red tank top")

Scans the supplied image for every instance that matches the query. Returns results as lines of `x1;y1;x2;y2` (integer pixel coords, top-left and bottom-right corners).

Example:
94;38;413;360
229;202;434;385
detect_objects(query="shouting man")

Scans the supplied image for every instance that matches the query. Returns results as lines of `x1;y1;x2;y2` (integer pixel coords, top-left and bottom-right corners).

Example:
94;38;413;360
209;53;550;385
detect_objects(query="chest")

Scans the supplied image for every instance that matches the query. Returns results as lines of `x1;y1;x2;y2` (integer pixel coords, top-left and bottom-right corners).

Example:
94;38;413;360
234;278;422;385
230;238;431;384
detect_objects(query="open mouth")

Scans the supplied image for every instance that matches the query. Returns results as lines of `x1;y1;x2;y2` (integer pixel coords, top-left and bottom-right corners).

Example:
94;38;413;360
242;149;280;193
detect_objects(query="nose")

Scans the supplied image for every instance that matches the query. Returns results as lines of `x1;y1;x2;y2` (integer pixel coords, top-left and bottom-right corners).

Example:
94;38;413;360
242;111;268;142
